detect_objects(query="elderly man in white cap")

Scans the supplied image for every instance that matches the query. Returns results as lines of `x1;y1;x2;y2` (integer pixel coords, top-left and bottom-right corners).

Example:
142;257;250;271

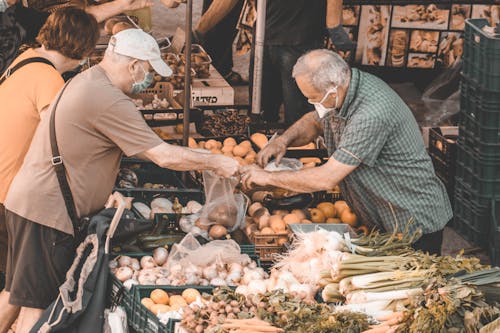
0;29;239;332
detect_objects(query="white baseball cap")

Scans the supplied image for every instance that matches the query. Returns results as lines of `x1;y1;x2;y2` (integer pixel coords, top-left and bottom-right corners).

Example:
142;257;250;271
110;29;172;77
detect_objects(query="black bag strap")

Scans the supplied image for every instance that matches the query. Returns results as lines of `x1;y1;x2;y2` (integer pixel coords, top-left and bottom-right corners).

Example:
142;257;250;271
0;57;55;85
49;79;80;235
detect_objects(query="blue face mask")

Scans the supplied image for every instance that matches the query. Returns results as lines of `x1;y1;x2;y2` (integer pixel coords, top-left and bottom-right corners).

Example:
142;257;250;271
131;62;154;94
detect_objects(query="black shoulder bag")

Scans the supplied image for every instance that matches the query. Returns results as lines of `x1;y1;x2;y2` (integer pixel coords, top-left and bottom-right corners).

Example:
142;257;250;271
49;80;90;241
0;56;54;84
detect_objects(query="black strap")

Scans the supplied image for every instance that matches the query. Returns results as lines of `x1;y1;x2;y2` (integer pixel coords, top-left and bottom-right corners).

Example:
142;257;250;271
0;57;55;85
49;79;80;235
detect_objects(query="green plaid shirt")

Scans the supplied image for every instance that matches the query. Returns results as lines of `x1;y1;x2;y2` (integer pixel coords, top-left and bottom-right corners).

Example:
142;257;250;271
321;68;452;236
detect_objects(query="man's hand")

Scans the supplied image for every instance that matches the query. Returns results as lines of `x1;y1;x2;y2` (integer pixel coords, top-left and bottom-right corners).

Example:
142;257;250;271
328;25;356;52
240;164;272;190
256;138;287;167
212;155;240;178
120;0;153;11
160;0;180;8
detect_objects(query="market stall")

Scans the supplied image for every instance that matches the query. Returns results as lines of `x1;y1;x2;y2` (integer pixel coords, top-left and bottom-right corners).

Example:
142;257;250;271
94;5;500;332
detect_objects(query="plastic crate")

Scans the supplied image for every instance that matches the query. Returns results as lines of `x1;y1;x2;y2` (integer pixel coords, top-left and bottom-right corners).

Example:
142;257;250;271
455;144;500;181
463;19;500;92
460;76;500;127
459;111;500;146
250;231;289;246
453;193;489;244
489;198;500;266
458;124;500;159
428;127;457;194
254;245;286;262
455;178;499;210
108;272;140;331
131;286;213;333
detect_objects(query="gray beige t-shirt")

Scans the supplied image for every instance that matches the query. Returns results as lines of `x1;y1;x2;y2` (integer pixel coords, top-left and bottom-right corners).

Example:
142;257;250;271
5;65;163;235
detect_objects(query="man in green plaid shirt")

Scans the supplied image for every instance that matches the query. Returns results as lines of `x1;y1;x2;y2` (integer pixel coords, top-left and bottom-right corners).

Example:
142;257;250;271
241;49;452;255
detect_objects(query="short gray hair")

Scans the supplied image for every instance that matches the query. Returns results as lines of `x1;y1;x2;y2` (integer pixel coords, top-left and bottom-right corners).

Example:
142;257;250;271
292;49;351;92
104;43;134;63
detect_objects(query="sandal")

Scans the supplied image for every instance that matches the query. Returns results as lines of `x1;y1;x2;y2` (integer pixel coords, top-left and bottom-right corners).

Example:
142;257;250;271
223;71;248;86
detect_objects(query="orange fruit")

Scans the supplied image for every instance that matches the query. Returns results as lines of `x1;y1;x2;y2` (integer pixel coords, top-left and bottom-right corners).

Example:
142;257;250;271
309;208;326;223
326;217;341;224
340;209;358;227
291;209;307;221
141;297;155;310
223;137;237;147
317;202;337;219
283;213;301;225
150;289;169;305
232;144;249;157
333;201;349;217
150;304;170;315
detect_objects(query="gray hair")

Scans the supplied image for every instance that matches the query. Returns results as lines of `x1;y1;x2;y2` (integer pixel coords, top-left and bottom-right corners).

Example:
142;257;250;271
292;49;351;92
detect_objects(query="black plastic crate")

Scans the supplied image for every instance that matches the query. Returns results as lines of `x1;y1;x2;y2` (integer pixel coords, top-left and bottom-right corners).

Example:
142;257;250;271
455;178;498;210
463;19;500;92
458;124;500;159
489;198;500;266
117;162;187;192
428;128;457;196
459;111;500;146
455;144;500;181
141;108;203;127
460;76;500;129
453;193;489;245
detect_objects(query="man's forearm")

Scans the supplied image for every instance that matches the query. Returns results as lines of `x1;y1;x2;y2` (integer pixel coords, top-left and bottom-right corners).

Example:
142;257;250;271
86;0;130;23
146;143;218;172
266;164;338;193
196;0;239;34
278;112;322;147
326;0;343;28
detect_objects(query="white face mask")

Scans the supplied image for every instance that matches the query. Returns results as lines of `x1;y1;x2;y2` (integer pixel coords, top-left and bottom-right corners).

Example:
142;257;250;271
309;86;339;118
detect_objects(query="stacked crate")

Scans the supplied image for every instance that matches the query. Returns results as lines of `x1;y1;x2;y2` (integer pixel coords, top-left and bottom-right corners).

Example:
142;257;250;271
454;19;500;264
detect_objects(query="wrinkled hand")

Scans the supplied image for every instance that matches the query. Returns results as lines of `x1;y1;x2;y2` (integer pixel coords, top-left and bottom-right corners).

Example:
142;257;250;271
256;139;287;167
121;0;153;11
240;164;271;191
328;25;356;52
213;155;240;178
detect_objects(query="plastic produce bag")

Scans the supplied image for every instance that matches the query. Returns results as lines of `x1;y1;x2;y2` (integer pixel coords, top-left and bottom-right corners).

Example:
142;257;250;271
421;60;462;126
197;171;247;232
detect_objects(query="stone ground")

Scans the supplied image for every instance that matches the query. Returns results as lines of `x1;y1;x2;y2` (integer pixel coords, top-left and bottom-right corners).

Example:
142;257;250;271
149;0;487;261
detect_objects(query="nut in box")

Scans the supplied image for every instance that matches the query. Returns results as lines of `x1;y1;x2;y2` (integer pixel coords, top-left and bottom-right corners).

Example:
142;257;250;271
181;44;212;79
161;53;196;90
131;82;183;111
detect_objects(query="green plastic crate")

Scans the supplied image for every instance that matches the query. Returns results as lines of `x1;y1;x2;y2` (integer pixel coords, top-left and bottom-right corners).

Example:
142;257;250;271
489;198;500;266
108;274;137;331
463;19;500;92
458;124;500;159
453;192;489;244
131;285;214;333
455;144;500;181
460;76;500;129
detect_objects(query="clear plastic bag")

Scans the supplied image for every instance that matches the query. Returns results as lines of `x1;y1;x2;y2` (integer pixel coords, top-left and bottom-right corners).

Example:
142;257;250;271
197;171;248;232
421;60;462;126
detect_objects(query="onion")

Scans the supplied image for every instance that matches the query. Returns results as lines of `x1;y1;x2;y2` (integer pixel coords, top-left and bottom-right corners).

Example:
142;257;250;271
235;285;249;296
123;279;138;290
109;259;118;270
210;278;227;286
117;256;132;267
115;266;133;282
140;256;156;269
129;258;140;271
153;247;169;266
138;271;156;285
247;280;268;295
133;202;151;219
208;224;228;239
186;201;203;214
202;265;218;280
150;198;173;211
156;277;170;285
248;202;263;217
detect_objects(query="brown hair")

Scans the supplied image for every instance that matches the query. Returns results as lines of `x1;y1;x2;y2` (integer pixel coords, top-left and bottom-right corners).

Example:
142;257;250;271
36;7;99;60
